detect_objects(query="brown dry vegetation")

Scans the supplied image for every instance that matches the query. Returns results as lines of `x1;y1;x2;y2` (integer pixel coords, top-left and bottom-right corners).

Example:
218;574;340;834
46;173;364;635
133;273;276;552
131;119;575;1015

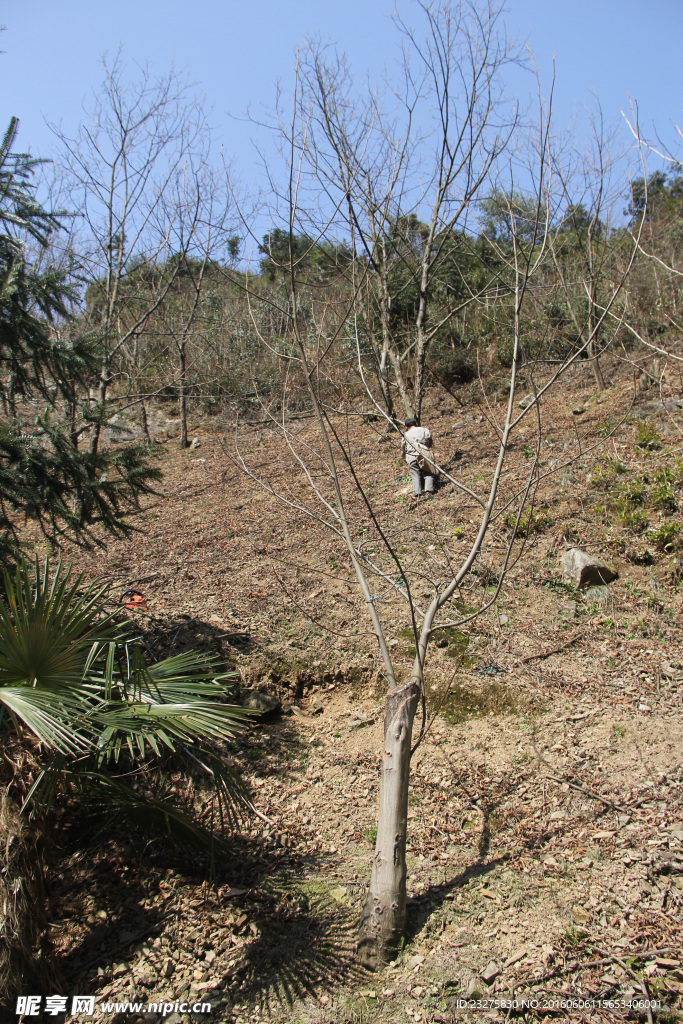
14;360;683;1023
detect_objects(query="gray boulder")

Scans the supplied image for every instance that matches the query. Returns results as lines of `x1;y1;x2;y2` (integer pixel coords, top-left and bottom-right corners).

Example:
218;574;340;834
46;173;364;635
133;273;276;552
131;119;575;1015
239;689;281;716
562;548;617;589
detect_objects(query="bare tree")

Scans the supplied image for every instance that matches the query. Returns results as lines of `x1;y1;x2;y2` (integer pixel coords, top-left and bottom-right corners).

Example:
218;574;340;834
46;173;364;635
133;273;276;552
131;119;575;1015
228;44;574;969
549;106;630;391
51;53;212;453
296;0;519;420
150;164;236;447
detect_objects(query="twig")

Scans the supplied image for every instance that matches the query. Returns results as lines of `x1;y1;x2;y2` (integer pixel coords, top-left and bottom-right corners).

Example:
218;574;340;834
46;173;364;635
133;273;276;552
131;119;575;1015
590;945;655;1024
544;773;624;810
516;631;584;665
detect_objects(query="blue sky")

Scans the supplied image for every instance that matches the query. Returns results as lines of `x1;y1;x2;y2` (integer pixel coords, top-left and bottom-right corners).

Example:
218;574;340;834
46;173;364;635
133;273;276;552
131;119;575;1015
1;0;680;216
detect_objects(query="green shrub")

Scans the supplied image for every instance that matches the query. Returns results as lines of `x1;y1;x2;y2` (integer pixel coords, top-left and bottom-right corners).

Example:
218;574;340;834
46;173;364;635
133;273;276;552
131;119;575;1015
648;521;682;551
503;506;553;534
618;479;646;506
651;482;678;512
590;459;627;489
620;508;648;533
635;421;662;450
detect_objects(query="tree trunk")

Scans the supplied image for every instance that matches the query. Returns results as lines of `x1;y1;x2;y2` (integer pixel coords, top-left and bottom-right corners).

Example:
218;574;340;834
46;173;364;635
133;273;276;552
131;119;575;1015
388;347;414;421
588;284;605;392
358;679;419;969
179;344;188;449
90;364;110;457
139;399;152;443
378;339;395;420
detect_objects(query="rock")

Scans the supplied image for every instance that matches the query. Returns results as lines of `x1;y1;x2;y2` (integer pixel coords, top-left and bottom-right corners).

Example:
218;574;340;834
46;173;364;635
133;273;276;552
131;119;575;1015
558;600;576;619
162;957;175;978
543;855;559;868
309;696;325;715
239;689;281;716
518;393;536;410
572;405;586;415
561;548;618;589
348;715;375;730
409;954;425;968
191;437;201;449
465;978;484;999
481;960;500;983
503;948;528;969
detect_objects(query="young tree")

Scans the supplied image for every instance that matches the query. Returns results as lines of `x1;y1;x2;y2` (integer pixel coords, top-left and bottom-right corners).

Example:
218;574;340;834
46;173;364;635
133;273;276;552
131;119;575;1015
296;0;519;420
52;54;212;455
549;109;630;391
154;165;237;447
231;36;571;969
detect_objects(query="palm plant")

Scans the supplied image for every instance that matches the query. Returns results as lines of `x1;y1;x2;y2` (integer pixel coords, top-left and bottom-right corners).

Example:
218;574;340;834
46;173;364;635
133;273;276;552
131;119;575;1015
0;557;255;848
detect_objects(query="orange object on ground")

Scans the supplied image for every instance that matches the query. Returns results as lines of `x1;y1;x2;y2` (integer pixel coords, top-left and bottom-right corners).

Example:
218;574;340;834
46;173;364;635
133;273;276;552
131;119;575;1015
121;589;148;611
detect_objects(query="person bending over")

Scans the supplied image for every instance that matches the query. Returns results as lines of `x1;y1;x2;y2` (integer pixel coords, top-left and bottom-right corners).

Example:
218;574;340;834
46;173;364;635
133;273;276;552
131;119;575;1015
401;417;437;497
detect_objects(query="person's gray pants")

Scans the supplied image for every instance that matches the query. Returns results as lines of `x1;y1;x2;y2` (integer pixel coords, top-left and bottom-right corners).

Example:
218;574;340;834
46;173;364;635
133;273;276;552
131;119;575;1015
409;463;435;496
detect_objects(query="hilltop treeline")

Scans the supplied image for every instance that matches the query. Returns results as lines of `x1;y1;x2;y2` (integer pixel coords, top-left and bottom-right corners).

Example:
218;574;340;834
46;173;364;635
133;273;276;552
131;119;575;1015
2;11;682;556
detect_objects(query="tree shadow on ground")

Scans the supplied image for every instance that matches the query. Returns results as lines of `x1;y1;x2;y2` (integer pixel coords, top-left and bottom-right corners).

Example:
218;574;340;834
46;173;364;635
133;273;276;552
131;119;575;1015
220;874;368;1016
52;823;367;1016
405;854;510;942
405;790;511;941
139;614;257;664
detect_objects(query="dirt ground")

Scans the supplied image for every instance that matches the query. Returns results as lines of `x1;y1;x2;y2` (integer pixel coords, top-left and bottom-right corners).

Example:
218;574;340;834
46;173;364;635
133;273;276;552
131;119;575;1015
39;363;683;1023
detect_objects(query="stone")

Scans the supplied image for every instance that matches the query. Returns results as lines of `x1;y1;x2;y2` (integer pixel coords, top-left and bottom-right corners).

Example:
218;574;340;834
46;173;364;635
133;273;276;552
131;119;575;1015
191;437;201;449
561;548;618;589
409;954;425;968
518;393;536;410
481;960;500;983
558;600;576;619
503;948;528;969
465;978;484;999
239;689;281;715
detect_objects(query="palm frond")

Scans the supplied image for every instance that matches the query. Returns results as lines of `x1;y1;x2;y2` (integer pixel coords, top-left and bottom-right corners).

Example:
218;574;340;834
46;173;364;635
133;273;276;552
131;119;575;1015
0;557;118;690
1;556;258;849
0;687;92;753
191;749;255;832
94;700;252;758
